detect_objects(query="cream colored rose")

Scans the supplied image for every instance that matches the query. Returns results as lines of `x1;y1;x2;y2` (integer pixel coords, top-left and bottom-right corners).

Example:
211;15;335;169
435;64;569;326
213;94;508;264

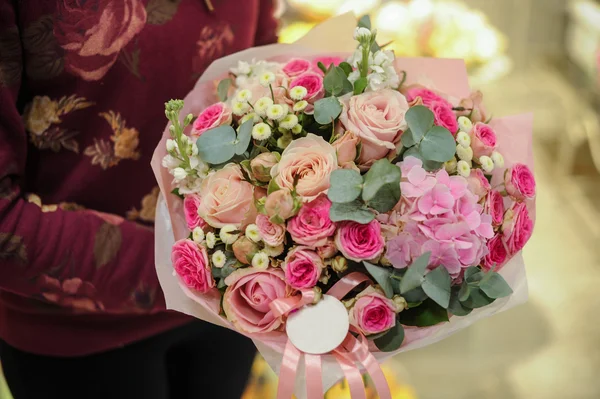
339;90;409;167
23;96;60;135
270;134;338;202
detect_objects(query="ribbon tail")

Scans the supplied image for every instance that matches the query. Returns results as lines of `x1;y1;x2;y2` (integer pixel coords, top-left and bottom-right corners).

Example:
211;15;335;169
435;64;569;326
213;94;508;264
277;340;302;399
361;351;392;399
304;354;323;399
333;351;367;399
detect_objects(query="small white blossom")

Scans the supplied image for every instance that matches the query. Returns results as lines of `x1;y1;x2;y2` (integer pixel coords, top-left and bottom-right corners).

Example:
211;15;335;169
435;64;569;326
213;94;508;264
166;139;176;152
259;71;276;87
279;114;299;130
219;225;239;245
245;224;261;243
252;252;270;270
353;27;372;41
263;244;284;257
291;124;303;135
236;89;253;103
456;131;471;148
173;167;187;181
162;154;180;169
293;100;308;112
252;123;272;140
206;232;216;249
445;158;458;174
290;86;307;101
235;75;249;87
212;250;227;268
177;176;204;195
254;97;273;116
458;116;473;132
192;227;205;243
491;151;505;168
479;156;494;173
232;100;250;116
266;104;285;121
231;60;251;75
457;160;471;177
191;144;199;156
456;144;473;162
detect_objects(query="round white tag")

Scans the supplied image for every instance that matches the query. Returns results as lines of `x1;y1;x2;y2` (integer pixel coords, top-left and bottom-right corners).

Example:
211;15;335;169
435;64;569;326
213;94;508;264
285;294;350;355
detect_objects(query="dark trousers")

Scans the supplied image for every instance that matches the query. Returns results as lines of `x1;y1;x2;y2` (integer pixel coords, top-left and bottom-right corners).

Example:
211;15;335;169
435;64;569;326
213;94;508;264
0;320;256;399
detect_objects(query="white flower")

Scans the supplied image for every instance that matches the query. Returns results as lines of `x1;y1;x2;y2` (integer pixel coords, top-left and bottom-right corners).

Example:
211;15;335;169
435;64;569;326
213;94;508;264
219;225;239;245
445;158;457;174
457;160;471;177
236;89;253;103
206;232;216;249
279;114;298;130
456;144;473;162
177;176;204;195
347;70;360;84
479;156;494;173
291;124;303;135
245;224;261;243
259;71;276;87
254;97;273;116
353;27;372;41
252;252;270;270
373;50;394;66
231;60;251;75
491;151;505;168
235;75;249;87
289;86;307;101
456;131;471;148
266;104;285;121
191;144;199;156
252;123;272;140
263;244;284;257
293;100;308;112
162;154;180;169
458;116;473;132
232;100;250;116
173;167;187;181
212;250;227;268
166;139;176;152
192;227;205;243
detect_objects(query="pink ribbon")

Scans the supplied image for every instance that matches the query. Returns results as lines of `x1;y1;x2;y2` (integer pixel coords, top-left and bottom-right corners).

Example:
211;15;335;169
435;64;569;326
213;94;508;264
270;272;392;399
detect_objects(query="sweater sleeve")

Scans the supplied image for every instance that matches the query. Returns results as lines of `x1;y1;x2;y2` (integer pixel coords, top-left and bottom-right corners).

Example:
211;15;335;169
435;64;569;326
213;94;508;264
254;0;280;46
0;10;166;314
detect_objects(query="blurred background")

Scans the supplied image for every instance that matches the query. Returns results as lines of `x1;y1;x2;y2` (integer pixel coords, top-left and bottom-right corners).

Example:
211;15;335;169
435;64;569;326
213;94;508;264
2;0;600;398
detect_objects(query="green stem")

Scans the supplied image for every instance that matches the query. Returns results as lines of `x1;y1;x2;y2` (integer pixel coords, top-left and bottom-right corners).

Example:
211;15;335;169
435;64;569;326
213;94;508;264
360;45;370;78
269;84;275;101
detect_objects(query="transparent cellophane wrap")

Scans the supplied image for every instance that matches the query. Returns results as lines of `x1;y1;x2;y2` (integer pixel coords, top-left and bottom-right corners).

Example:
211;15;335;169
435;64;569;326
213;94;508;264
151;13;534;398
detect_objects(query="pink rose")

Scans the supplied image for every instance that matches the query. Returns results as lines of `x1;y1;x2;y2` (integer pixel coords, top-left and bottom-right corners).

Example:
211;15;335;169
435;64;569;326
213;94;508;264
197;165;257;228
271;134;338;202
467;168;491;200
403;86;453;109
232;237;260;265
470;122;497;158
223;267;294;333
288;195;336;247
183;194;207;230
283;58;312;77
429;102;458;135
335;220;385;262
349;286;396;336
317;239;338;258
312;56;344;74
283;246;324;289
504;164;536;201
256;214;286;246
191;102;233;137
332;130;359;168
458;91;488;123
485;190;505;226
502;202;534;254
339;89;409;166
264;188;297;223
171;239;215;293
483;234;508;271
289;72;324;105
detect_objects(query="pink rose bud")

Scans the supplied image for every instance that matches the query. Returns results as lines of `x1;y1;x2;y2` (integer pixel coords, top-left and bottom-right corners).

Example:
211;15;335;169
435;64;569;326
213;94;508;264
349;286;397;336
335;220;385;262
265;188;298;223
232;236;260;265
467;168;491;200
191;102;232;137
282;58;312;77
250;152;280;183
183;194;207;231
504;163;536;201
332;131;359;168
287;195;336;247
171;239;215;293
458;91;488;123
331;256;348;273
485;190;505;226
283;246;324;289
502;202;534;254
470;122;498;158
429;101;459;135
483;234;508;271
316;239;338;258
256;214;286;247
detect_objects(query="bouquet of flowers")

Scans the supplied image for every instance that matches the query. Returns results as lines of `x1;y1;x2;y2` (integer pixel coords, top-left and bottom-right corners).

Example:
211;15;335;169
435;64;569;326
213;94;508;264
151;14;535;399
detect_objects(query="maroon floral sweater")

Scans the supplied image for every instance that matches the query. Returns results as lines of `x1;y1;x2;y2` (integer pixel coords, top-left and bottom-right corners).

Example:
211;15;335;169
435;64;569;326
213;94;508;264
0;0;278;356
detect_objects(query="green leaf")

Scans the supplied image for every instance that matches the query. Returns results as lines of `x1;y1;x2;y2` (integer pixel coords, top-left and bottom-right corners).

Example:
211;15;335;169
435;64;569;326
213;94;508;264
422;160;444;172
448;287;473;317
267;179;280;195
399;298;449;327
465;266;484;283
419;126;456;163
217;78;231;102
328;169;363;203
363;262;393;298
196;125;236;164
314;97;342;125
458;281;471;301
317;61;327;74
170;188;183;199
462;287;495;309
361;159;401;213
329;200;375;224
374;321;404;352
401;286;428;304
400;252;430;294
323;66;353;96
338;61;353;76
400;129;417;148
403;146;422;161
358;15;371;29
480;273;513;299
405;105;434;143
422;266;451;309
353;77;368;95
235;119;253;155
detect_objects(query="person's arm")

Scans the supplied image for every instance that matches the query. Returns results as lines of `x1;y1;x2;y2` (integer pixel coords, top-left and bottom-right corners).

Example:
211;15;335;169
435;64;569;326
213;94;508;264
254;0;280;46
0;7;165;314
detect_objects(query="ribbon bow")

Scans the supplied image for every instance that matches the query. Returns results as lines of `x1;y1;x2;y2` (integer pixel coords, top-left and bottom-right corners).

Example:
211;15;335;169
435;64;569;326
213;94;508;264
269;272;392;399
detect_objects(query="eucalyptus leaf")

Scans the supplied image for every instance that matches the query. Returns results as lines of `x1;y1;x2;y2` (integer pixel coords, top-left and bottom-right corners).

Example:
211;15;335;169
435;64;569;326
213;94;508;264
400;252;431;294
458;280;471;301
405;105;434;142
314;97;342;125
400;129;416;148
448;287;473;317
462;287;495;309
403;146;422;161
353;77;368;95
217;78;231;102
399;298;449;327
364;262;393;298
317;62;327;74
419;126;456;162
328;169;363;203
480;272;513;299
323;66;353;96
374;321;404;352
196;125;236;164
401;286;428;303
358;15;371;29
235;119;253;155
217;279;227;289
361;159;401;213
422;266;451;309
422;160;444;172
329;200;375;224
465;266;484;283
338;61;353;76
